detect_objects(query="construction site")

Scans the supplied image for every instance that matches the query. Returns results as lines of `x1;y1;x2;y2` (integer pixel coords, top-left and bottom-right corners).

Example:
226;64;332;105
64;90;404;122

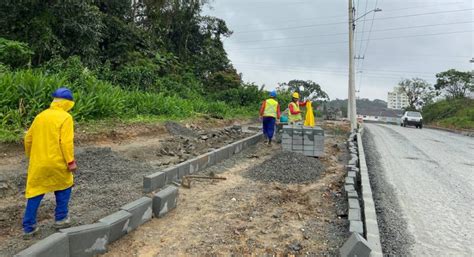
0;119;357;256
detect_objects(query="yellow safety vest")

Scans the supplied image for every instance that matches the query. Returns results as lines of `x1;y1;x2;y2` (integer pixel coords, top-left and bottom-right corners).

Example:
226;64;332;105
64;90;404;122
263;98;278;118
288;102;302;123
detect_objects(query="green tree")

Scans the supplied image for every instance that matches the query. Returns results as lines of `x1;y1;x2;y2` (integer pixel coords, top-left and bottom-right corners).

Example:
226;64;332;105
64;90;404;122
0;1;104;66
435;69;473;99
206;68;242;92
277;80;329;101
398;78;433;110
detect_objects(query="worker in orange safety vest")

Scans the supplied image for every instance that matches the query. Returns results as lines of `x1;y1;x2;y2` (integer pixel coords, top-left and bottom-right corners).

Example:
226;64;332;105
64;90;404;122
288;92;308;124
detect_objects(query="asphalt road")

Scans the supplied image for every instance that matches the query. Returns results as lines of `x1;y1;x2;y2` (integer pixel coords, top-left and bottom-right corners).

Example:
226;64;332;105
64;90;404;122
363;123;474;256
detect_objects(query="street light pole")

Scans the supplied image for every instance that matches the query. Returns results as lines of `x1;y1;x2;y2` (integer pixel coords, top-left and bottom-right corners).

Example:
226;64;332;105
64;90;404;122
348;0;357;130
347;5;382;131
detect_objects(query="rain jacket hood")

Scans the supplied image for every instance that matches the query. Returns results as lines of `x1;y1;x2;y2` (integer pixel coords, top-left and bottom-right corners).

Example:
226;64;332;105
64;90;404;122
24;98;75;198
51;98;75;112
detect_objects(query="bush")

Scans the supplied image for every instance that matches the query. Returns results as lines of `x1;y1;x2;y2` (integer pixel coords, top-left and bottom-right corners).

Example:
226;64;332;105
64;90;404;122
0;38;33;69
0;69;257;142
422;98;474;129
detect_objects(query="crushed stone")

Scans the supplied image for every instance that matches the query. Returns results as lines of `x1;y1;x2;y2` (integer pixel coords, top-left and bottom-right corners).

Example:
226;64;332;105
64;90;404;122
72;147;154;219
165;121;197;138
244;151;325;184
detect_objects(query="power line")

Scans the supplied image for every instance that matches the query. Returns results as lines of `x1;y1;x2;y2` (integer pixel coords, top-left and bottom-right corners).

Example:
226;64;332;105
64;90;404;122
233;64;437;80
230;21;473;44
226;1;465;30
228;30;474;51
357;0;379;92
229;52;471;63
224;0;314;6
232;8;474;34
232;61;441;75
357;0;370;60
354;0;361;67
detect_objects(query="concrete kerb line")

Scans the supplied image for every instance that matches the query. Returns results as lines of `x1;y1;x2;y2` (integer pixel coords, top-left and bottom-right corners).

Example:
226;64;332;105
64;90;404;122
357;126;383;256
341;128;383;257
16;132;264;256
143;132;264;193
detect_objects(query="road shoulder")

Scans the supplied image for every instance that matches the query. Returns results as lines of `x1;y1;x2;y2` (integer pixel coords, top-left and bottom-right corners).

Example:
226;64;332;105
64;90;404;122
362;127;414;256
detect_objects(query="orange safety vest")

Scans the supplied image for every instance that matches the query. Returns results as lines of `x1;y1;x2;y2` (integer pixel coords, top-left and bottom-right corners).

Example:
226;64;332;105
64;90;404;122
288;102;302;123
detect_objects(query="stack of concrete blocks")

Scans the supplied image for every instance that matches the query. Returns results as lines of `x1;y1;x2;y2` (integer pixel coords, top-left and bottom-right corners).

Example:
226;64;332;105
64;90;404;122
282;125;324;157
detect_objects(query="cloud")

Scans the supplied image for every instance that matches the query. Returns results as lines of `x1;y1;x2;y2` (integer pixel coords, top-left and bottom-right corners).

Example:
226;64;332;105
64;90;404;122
204;0;473;100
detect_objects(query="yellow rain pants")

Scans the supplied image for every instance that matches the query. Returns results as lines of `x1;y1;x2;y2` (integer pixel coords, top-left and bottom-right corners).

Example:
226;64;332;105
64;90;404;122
304;101;315;127
24;98;75;198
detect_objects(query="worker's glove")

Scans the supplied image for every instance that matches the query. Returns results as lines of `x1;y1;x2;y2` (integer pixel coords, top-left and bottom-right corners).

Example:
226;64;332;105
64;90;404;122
67;161;77;172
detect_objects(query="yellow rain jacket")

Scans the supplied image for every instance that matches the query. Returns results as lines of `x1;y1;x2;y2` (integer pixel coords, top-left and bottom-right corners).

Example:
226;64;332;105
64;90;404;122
304;101;315;127
24;99;75;198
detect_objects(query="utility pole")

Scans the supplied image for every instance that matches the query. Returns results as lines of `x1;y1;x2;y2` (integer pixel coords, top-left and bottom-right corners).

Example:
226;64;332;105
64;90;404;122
348;0;357;131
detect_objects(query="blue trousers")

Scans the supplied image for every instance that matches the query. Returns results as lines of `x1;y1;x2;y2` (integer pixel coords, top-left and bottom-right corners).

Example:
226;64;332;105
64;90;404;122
22;187;72;233
262;117;276;140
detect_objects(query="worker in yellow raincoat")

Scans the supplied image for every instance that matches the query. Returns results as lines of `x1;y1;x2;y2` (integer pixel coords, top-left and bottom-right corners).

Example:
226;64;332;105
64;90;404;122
22;88;77;238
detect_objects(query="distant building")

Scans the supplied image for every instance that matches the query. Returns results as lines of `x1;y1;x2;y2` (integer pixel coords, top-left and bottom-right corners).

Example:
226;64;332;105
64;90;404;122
387;86;409;110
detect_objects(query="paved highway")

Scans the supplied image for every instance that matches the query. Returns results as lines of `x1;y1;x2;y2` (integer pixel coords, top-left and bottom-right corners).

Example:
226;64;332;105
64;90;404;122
363;123;473;256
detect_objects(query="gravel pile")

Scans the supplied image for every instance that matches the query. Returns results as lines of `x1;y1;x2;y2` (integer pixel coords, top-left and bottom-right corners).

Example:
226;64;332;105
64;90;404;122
244;151;325;184
71;147;155;224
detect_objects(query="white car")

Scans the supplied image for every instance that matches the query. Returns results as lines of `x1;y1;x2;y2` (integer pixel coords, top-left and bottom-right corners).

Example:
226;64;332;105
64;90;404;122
401;111;423;129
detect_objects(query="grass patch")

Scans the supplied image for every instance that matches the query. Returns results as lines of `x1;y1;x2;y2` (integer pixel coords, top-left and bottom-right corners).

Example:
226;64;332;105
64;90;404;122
422;98;474;130
0;69;259;143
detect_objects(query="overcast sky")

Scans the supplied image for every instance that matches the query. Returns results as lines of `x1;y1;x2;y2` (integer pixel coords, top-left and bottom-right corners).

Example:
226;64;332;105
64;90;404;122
204;0;473;100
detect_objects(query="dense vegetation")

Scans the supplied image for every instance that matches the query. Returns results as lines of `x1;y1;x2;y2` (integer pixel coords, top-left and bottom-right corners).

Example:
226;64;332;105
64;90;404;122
422;98;474;130
0;1;269;142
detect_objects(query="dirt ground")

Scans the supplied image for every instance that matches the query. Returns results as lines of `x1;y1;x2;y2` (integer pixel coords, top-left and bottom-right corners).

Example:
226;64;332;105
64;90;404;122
103;123;350;256
0;119;350;256
0;119;254;256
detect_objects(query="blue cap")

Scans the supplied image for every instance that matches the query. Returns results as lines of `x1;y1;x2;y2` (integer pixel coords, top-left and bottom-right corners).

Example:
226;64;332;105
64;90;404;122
270;90;277;97
52;87;73;100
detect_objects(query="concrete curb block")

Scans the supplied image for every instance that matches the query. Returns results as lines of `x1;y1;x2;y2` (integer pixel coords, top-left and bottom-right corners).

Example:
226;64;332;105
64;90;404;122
340;232;372;257
358;127;383;256
14;233;69;257
120;197;153;232
60;223;109;257
143;132;263;193
98;210;132;243
143;171;166;193
152;185;179;218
